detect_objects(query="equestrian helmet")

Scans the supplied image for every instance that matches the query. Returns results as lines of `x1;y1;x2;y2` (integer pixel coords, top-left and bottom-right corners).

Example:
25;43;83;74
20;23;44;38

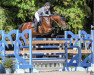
45;2;51;6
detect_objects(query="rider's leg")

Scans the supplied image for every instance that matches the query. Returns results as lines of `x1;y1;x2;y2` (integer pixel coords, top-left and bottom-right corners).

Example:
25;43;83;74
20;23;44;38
34;12;39;32
34;20;38;32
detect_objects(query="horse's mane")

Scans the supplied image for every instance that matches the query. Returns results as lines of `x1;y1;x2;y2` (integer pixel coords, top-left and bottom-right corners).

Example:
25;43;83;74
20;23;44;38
52;12;66;21
52;12;61;16
39;12;66;21
40;13;61;17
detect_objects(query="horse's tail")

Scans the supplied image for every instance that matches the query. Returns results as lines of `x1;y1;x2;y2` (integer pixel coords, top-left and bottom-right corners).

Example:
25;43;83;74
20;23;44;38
18;23;25;33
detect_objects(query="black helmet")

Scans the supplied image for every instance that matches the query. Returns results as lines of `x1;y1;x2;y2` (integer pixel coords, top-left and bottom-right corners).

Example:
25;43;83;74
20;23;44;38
45;2;51;6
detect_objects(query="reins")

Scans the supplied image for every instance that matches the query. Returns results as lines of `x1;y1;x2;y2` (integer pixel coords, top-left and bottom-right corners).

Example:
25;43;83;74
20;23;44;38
50;16;61;26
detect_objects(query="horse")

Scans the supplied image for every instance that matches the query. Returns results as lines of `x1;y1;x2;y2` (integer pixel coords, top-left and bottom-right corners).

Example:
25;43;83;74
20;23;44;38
18;14;67;38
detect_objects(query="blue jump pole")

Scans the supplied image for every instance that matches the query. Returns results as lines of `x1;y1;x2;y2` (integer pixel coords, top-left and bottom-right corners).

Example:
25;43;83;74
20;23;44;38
74;30;86;71
91;30;94;66
78;30;81;66
87;30;94;71
16;30;19;69
91;30;94;69
2;31;5;61
29;30;33;73
63;31;68;71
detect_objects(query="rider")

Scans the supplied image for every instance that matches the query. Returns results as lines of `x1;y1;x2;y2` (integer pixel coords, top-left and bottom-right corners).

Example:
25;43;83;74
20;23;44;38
34;2;51;32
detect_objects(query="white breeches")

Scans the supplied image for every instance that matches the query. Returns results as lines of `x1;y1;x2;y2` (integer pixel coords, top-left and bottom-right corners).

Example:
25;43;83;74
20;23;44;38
35;12;40;22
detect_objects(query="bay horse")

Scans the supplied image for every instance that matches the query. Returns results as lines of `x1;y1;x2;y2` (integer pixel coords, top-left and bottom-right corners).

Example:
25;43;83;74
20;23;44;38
18;15;67;38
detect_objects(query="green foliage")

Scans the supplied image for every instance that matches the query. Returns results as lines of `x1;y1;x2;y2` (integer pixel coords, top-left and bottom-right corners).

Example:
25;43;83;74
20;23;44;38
0;0;36;32
63;7;85;33
53;0;91;33
3;58;14;68
0;7;7;30
0;7;14;33
0;0;92;33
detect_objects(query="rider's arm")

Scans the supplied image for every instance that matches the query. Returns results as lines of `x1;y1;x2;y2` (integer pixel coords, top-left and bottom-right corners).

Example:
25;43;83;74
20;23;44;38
42;7;49;16
43;11;49;16
48;9;51;15
37;7;49;16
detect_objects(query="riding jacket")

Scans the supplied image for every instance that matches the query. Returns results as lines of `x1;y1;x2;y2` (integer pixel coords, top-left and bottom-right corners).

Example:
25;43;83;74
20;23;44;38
36;6;51;16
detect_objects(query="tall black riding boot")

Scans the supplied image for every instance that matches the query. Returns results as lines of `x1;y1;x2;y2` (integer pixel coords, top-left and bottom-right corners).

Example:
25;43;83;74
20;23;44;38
34;22;38;32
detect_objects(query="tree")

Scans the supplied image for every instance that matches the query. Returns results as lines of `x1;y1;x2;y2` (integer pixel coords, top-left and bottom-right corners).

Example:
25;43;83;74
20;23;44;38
0;7;7;30
0;0;36;32
53;0;92;33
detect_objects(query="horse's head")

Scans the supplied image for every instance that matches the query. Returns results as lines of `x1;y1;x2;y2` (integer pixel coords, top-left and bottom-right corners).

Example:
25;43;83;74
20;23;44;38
60;15;67;30
51;14;67;30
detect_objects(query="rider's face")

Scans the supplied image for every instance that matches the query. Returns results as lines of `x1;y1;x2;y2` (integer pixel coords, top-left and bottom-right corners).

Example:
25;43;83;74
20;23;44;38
46;5;50;9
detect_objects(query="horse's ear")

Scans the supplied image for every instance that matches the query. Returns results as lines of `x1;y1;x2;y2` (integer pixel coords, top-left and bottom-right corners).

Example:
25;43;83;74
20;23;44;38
63;14;66;17
62;15;66;21
60;14;62;17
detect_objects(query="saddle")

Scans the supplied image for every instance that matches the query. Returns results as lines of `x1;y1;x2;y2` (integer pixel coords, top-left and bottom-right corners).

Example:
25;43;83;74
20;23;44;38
31;17;43;28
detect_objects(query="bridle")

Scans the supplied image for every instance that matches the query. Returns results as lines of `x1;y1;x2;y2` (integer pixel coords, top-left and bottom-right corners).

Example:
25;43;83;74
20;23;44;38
50;15;64;27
